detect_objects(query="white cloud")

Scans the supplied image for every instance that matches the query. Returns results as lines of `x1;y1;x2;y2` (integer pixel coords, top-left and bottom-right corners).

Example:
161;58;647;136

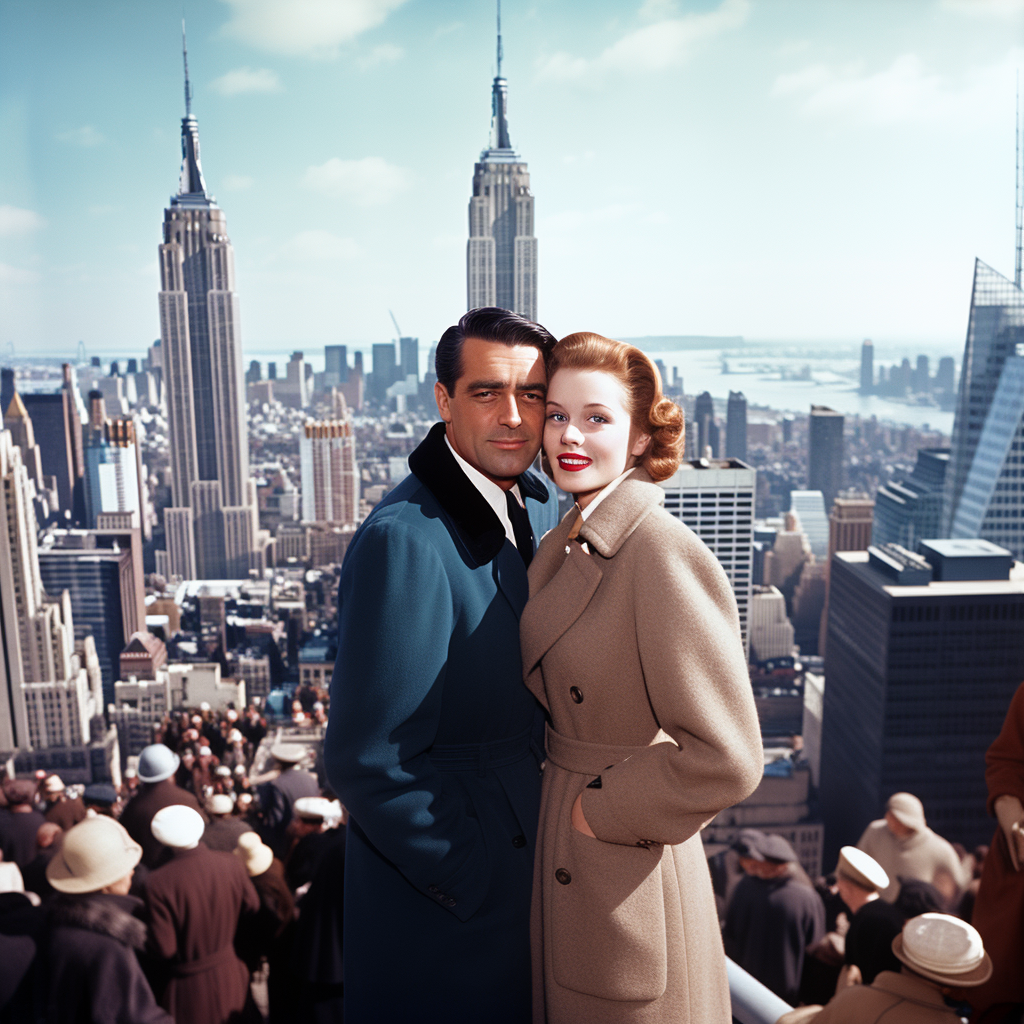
224;174;255;190
211;67;282;96
221;0;408;58
358;43;403;69
773;49;1023;125
302;156;411;206
279;229;361;262
56;125;104;147
537;0;748;81
0;206;44;236
0;263;40;285
940;0;1024;18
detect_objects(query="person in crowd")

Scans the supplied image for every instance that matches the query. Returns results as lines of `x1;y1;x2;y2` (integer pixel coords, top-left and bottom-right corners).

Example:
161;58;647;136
778;913;993;1024
120;765;140;803
82;782;119;818
725;831;826;1005
256;743;319;858
40;775;85;830
143;804;260;1024
326;308;558;1024
283;796;337;891
43;815;172;1024
234;831;296;1021
857;792;969;904
833;845;905;986
520;331;763;1024
968;679;1024;1022
222;728;248;770
202;793;250;852
0;780;46;870
21;822;62;901
120;743;206;870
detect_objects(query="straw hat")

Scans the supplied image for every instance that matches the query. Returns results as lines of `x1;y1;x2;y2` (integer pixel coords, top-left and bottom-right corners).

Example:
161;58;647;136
234;831;273;877
837;846;889;893
892;914;992;987
887;792;927;832
151;805;205;850
47;817;142;894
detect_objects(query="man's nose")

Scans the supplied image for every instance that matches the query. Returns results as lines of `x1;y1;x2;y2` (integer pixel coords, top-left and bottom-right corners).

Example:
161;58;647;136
498;394;523;428
561;423;583;446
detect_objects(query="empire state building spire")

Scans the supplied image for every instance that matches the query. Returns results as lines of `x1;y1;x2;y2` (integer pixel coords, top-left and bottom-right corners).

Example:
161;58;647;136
467;0;538;320
176;21;211;204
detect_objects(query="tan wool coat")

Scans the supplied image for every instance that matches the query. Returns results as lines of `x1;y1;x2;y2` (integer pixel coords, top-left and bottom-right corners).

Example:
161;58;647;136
520;469;764;1024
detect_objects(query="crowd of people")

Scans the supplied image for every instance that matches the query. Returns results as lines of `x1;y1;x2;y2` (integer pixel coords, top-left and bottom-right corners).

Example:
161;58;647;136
0;699;345;1024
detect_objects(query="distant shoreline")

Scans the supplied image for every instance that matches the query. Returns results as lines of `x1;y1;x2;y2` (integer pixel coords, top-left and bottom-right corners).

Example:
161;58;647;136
623;336;744;352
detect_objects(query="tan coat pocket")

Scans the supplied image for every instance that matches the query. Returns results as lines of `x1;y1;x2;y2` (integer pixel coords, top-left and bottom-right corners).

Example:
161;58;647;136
549;826;668;1001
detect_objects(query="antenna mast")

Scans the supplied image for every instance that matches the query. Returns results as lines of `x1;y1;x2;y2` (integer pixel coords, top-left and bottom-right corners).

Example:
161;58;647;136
496;0;503;79
389;309;403;338
182;18;193;117
1016;70;1022;288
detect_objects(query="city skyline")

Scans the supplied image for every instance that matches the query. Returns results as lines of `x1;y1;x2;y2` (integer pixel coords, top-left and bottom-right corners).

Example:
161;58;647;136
1;0;1023;354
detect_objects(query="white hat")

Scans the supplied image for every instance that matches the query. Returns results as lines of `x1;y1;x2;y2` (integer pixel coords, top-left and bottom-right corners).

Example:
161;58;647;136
43;774;65;795
234;831;273;877
892;913;992;987
206;793;234;815
294;796;332;821
137;744;180;784
198;745;212;757
271;743;306;764
47;817;142;894
199;702;211;712
836;846;889;893
887;792;927;831
227;729;243;744
151;805;205;850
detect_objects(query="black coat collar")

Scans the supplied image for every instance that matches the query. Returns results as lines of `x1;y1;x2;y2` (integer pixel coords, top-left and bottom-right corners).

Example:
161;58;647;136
408;422;549;566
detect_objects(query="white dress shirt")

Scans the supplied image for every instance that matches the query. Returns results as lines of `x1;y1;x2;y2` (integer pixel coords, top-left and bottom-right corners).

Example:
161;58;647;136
445;436;524;549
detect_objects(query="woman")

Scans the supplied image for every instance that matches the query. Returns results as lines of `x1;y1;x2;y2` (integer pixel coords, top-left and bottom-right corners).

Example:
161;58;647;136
520;332;763;1023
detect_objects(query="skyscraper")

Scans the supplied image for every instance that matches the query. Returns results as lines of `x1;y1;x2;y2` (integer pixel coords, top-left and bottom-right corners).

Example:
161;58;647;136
324;345;348;386
467;5;537;320
808;405;844;510
820;541;1024;860
941;260;1024;558
694;391;718;459
83;392;143;529
859;339;874;394
300;406;360;527
399;337;419;382
725;391;747;461
158;34;255;579
873;448;950;550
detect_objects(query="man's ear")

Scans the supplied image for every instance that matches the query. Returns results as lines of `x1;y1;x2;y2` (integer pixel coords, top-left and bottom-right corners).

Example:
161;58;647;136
434;380;453;423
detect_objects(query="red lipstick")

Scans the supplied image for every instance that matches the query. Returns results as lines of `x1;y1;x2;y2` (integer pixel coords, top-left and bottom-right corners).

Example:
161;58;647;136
557;454;592;472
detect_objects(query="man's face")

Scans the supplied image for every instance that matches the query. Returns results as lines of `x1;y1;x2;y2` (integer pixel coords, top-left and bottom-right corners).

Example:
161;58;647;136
434;336;547;489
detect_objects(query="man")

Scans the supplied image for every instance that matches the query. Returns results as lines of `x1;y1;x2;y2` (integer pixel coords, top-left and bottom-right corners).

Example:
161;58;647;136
119;744;206;869
724;831;826;1004
0;780;46;871
833;845;905;985
325;307;556;1023
201;794;250;852
778;913;993;1024
41;775;85;830
857;792;969;903
143;805;259;1024
255;742;319;858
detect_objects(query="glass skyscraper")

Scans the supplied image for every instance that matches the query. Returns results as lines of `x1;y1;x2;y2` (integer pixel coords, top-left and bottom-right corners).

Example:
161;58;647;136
941;260;1024;557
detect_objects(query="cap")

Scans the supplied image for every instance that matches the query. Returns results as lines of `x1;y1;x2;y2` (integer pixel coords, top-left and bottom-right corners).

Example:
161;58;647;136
760;834;798;864
234;831;273;877
892;914;992;987
151;805;205;850
137;744;180;784
198;746;212;757
836;846;889;892
43;775;65;795
47;817;142;894
294;796;333;821
83;783;118;807
270;743;306;764
887;792;926;832
731;829;767;861
206;793;234;815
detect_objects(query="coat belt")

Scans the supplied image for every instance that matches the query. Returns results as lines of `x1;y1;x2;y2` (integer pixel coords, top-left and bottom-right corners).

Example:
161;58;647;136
428;726;535;775
169;943;240;978
544;724;649;776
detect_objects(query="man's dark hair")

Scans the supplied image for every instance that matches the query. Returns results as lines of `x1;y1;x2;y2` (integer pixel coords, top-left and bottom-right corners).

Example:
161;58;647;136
435;307;555;393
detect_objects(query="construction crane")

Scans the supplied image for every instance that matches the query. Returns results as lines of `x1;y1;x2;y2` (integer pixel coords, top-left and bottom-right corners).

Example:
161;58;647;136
389;309;403;340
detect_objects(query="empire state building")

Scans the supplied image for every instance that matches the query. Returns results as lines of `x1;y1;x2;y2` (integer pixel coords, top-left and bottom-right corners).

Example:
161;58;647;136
467;7;537;321
158;35;258;580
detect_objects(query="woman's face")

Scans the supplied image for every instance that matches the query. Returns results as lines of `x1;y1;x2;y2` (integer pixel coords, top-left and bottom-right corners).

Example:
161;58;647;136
544;368;649;509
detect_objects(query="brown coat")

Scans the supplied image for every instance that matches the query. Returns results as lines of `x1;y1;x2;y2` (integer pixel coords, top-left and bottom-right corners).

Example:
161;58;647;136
801;970;963;1023
143;843;260;1024
520;470;763;1024
120;779;208;869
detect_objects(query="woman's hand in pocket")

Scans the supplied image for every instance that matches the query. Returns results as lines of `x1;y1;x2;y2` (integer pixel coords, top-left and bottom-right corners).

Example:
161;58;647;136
571;793;597;838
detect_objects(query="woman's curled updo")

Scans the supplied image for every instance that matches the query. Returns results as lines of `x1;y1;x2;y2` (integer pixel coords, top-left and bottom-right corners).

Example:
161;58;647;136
549;332;685;482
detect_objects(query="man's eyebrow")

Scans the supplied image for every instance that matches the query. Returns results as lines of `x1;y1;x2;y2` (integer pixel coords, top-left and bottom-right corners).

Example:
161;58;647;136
518;380;547;395
464;379;508;392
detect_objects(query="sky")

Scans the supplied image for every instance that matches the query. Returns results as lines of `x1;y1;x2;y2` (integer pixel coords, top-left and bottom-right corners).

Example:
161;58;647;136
1;0;1023;359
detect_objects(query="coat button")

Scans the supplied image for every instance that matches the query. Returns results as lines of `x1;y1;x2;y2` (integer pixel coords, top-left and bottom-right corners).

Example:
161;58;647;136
569;686;583;704
555;868;571;885
512;835;527;848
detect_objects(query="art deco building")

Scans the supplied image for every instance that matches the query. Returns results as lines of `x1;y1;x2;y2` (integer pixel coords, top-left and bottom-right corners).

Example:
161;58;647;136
941;260;1024;557
300;396;359;527
158;47;256;579
467;15;537;320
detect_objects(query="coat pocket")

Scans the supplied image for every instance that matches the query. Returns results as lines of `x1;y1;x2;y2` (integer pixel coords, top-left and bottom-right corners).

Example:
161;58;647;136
549;826;668;1001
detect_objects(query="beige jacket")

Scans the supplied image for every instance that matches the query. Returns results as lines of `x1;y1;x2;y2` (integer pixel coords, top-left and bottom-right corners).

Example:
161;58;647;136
857;820;969;902
521;469;763;1024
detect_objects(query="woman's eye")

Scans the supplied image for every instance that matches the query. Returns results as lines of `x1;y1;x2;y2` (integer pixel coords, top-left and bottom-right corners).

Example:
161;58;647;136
547;412;566;422
589;415;608;424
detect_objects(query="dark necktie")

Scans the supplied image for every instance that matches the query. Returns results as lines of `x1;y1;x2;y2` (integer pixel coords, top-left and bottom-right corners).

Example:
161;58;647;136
506;491;534;568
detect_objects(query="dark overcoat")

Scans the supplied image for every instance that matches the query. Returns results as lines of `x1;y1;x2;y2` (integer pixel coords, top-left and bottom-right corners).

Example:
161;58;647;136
325;422;551;1024
120;779;207;869
143;843;260;1024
